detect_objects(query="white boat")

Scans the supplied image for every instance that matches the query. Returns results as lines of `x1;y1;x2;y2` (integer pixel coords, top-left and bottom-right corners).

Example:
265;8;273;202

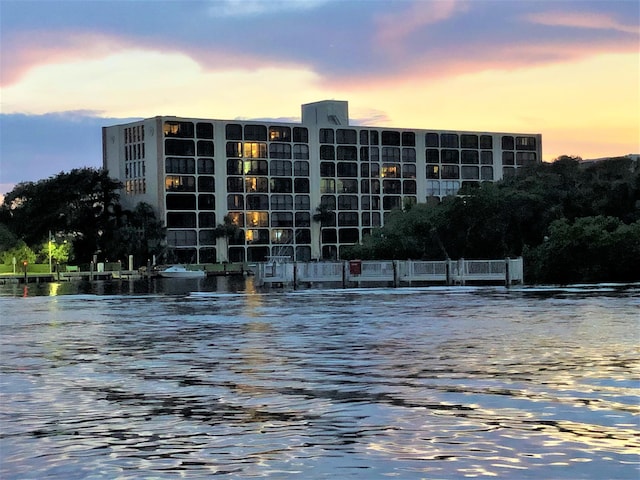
158;265;206;278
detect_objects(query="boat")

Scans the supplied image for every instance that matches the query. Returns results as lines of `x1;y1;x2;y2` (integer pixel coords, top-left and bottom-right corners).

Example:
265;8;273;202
158;265;206;278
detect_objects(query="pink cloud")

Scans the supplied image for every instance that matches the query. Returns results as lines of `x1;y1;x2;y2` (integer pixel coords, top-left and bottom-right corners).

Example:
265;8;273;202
374;0;469;54
526;10;639;35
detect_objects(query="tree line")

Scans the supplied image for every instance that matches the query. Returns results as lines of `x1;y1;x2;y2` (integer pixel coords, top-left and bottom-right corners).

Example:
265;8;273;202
0;168;165;269
342;156;639;284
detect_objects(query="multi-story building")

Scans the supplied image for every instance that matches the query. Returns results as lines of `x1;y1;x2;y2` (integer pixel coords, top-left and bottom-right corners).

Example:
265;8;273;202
102;100;542;264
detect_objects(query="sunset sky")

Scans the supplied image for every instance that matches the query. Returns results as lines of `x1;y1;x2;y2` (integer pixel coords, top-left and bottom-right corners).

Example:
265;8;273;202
1;0;638;195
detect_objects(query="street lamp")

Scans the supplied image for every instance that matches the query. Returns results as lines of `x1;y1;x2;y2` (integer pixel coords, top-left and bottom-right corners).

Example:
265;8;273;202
48;231;53;273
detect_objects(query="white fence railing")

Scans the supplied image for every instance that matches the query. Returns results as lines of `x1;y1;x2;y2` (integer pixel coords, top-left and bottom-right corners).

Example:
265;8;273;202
255;258;523;288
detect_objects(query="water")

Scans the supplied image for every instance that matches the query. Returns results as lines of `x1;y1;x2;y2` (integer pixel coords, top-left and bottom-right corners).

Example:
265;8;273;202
1;279;638;479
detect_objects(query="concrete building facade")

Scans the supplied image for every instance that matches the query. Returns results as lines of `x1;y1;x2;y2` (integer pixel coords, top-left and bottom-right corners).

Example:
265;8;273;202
102;100;542;264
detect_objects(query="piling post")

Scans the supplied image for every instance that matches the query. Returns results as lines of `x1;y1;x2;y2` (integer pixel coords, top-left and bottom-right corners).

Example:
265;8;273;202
505;257;511;287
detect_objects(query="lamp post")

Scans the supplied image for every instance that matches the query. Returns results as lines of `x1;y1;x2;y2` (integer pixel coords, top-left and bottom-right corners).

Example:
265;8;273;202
49;231;53;273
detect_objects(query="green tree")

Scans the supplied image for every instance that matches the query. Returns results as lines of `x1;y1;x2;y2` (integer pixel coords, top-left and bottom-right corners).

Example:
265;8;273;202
1;241;36;266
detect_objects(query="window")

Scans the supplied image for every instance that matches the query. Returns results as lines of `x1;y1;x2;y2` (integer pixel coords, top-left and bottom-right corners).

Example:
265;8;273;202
481;166;494;180
441;165;459;179
320;178;335;193
243;142;267;158
383;196;401;211
403;164;416;178
226;142;242;157
481;151;493;165
370;130;379;145
319;128;334;143
480;135;493;149
402;148;416;162
338;212;359;226
402;132;415;146
196;122;213;139
360;147;370;161
338;195;358;210
227;211;244;227
425;133;439;147
227;159;243;176
338;179;358;193
460;134;478;149
441;133;459;148
293;127;308;143
199;212;216;228
461;150;479;164
167;212;196;228
198;194;215;210
271;194;293;210
442;150;459;164
361;195;370;209
198;158;214;174
226;124;242;140
360;163;369;177
403;180;417;194
321;195;336;210
361;212;370;226
502;151;515;165
359;130;369;145
246;211;269;227
381;130;400;145
271;229;293;244
383;179;401;194
295;231;311;245
381;147;400;162
227;177;244;192
502;136;514;150
269;126;291;141
294;178;309;193
270;178;292;193
337;162;358;177
270;160;292;176
166;194;196;210
516;136;537;151
165;175;195;192
165;139;195;156
381;164;400;178
227;194;244;209
516;152;537;166
245;177;268;193
166;230;197;247
426;149;439;163
336;129;357;144
271;212;293;227
295;195;310;211
199;229;216;246
269;143;292;159
293;144;309;159
442;181;460;196
461;166;479;179
337;146;357;160
244;124;267;141
197;140;214;156
294;161;309;176
320;145;335;160
243;159;268;175
320;162;335;177
427;180;440;197
369;147;379;162
166;157;195;174
246;229;269;245
296;212;311;227
246;194;269;210
198;176;215;192
164;121;194;138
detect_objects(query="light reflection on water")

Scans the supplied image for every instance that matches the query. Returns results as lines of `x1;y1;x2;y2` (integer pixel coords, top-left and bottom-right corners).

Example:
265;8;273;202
0;280;639;479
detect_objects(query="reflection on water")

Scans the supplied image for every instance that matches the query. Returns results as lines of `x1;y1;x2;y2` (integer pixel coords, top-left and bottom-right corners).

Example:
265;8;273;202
1;282;639;479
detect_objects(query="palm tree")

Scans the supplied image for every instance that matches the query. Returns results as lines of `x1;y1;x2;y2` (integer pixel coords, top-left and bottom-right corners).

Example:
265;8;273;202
312;205;334;260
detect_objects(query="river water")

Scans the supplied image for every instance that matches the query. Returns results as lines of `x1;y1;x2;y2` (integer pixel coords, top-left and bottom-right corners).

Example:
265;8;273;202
1;279;638;479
